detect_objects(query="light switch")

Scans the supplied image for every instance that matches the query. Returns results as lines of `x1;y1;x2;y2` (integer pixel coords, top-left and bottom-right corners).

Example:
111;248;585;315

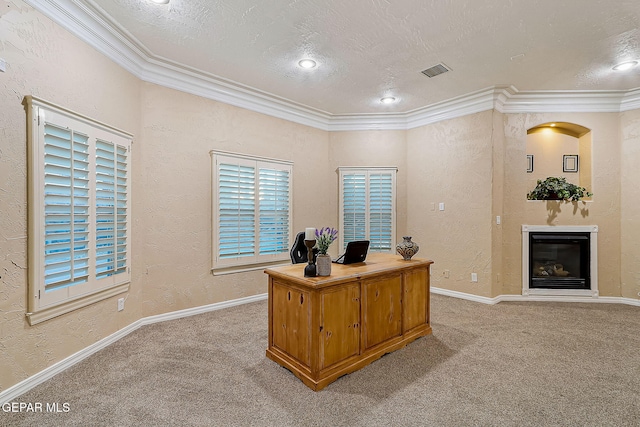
439;202;445;211
0;58;6;73
496;215;501;225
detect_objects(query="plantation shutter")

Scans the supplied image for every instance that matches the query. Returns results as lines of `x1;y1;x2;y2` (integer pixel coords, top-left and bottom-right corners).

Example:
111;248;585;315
339;167;396;253
369;172;394;251
212;152;292;270
43;123;90;293
342;172;367;248
95;139;129;279
258;166;290;255
217;162;256;260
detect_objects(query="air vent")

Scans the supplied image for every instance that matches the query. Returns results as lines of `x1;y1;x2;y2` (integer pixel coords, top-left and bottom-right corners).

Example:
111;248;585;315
421;63;451;78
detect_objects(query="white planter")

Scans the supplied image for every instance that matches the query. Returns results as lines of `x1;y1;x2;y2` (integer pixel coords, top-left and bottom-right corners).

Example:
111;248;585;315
316;254;332;276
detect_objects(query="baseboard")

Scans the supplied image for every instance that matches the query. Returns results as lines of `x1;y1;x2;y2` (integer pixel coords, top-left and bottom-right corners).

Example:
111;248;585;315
431;287;500;304
0;293;268;405
431;286;640;306
140;293;268;326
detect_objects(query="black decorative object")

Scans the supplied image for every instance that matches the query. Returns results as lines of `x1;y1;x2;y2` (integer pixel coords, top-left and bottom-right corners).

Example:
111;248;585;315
304;239;317;277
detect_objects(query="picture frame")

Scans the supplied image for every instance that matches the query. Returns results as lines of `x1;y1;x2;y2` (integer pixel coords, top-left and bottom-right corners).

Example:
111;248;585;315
563;154;579;173
526;155;534;173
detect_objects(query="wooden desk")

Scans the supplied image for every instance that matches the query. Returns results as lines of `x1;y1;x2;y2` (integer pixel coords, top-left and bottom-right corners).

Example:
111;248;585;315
265;253;433;391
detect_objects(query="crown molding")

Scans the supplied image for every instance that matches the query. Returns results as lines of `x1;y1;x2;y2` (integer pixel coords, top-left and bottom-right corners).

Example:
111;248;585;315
25;0;640;132
621;88;640;112
498;89;631;113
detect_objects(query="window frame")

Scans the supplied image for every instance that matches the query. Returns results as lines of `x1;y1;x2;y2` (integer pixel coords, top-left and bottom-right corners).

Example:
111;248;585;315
26;96;132;325
211;150;293;272
338;166;397;253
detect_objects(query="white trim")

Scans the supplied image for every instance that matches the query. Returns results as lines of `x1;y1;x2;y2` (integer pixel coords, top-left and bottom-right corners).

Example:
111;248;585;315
140;293;267;325
209;150;293;166
0;293;267;405
431;286;640;307
431;286;499;305
26;283;130;325
522;225;598;298
211;262;289;276
24;0;640;132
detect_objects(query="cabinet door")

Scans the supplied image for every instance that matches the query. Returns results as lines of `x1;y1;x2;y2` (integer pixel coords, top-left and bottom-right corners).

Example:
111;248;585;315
319;284;360;369
403;268;428;332
271;281;311;366
363;275;402;349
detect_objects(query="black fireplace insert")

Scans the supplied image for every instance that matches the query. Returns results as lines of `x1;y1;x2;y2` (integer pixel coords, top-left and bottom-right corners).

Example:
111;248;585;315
529;232;590;290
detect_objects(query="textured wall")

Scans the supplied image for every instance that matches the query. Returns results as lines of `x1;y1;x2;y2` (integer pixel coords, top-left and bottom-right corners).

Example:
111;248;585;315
621;109;640;300
0;0;142;391
501;112;622;297
0;0;332;392
138;83;332;317
406;111;496;297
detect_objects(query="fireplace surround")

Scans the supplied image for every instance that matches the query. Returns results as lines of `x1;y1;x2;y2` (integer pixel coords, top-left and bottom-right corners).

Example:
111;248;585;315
522;225;598;297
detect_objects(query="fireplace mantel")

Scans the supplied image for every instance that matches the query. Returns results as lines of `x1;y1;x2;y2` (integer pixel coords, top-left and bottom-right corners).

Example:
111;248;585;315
521;225;598;298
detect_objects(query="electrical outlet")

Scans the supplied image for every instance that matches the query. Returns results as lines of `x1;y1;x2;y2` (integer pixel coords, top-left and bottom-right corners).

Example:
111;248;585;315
443;270;450;278
471;273;478;282
117;298;125;311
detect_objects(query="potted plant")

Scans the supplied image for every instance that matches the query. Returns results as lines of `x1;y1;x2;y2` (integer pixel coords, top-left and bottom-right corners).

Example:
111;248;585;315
527;177;592;201
315;227;338;276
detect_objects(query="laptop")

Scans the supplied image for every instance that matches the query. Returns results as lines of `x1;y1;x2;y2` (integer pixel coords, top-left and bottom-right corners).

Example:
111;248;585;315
332;240;370;264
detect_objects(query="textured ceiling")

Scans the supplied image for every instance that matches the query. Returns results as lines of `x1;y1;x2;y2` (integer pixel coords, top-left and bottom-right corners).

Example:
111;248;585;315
86;0;640;115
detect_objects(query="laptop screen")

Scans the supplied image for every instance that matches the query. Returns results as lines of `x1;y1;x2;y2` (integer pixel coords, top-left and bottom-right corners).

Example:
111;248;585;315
334;240;370;264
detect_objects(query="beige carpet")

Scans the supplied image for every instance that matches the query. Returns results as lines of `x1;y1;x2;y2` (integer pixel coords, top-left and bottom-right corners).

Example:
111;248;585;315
4;294;640;426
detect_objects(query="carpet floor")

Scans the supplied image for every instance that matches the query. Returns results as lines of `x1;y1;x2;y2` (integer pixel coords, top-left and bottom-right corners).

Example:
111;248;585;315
3;294;640;426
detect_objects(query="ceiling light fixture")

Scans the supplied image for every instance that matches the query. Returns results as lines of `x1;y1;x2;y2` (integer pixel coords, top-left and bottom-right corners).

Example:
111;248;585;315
380;97;396;104
612;61;638;71
298;59;317;69
150;0;170;3
550;123;556;127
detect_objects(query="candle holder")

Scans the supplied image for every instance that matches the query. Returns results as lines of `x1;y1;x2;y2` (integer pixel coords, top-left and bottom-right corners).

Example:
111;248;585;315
304;239;317;277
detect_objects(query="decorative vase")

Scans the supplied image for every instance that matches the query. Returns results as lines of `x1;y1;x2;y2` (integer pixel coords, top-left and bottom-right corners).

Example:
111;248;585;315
396;236;419;261
316;254;332;276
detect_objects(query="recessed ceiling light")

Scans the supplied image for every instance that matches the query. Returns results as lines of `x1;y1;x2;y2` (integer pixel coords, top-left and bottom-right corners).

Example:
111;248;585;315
612;61;638;71
298;59;317;69
150;0;170;4
380;97;396;104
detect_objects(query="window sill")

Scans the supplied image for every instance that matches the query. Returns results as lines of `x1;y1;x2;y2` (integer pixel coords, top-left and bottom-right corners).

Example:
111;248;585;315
211;261;291;276
26;283;130;326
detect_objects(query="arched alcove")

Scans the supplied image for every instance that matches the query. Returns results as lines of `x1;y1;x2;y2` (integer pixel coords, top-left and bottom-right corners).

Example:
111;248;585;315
526;122;592;199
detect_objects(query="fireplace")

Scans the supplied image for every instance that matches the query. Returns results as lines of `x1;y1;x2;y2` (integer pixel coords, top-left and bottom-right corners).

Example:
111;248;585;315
522;225;598;297
529;232;589;289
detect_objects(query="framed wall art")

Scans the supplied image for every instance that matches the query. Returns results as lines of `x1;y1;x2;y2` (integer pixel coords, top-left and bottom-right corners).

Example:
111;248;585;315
563;154;578;173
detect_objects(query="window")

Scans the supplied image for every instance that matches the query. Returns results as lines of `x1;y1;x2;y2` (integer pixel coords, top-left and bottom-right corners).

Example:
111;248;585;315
26;96;132;325
211;151;292;271
338;167;397;253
